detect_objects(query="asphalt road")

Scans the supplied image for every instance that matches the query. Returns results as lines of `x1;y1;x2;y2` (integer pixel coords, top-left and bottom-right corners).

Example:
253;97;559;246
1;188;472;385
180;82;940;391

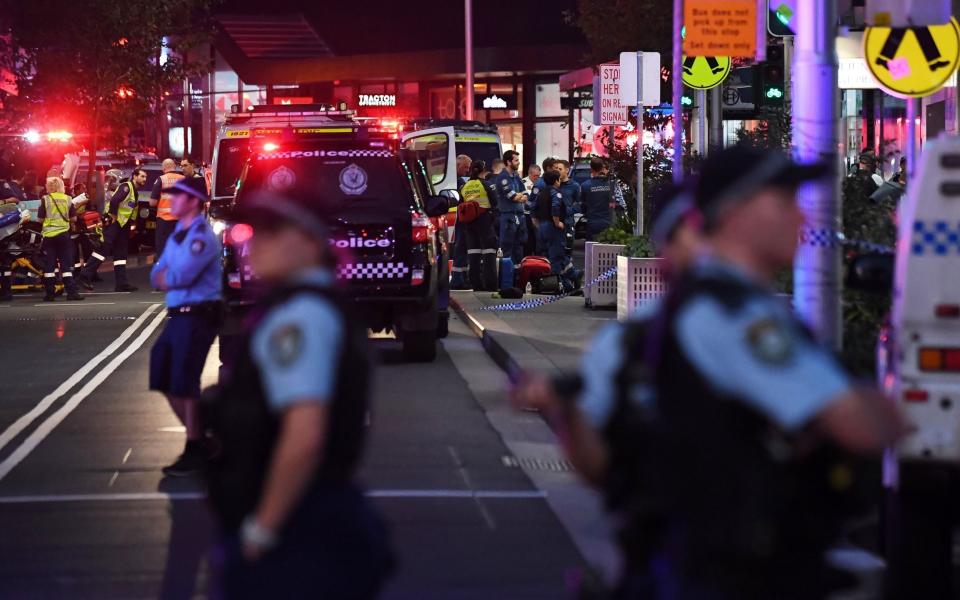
0;267;586;599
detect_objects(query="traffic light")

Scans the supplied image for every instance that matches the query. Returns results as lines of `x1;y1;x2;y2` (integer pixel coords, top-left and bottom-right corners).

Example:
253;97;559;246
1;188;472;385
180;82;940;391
767;0;797;37
681;92;694;107
759;45;785;107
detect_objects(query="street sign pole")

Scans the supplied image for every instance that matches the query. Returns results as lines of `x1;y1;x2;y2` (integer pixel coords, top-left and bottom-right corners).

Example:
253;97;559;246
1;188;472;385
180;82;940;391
793;0;841;348
636;51;645;235
672;0;684;183
464;0;475;120
697;89;707;155
906;97;918;180
710;86;722;150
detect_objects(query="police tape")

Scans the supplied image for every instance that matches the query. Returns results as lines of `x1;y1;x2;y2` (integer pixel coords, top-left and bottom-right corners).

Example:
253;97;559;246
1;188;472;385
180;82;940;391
479;267;618;312
800;228;895;255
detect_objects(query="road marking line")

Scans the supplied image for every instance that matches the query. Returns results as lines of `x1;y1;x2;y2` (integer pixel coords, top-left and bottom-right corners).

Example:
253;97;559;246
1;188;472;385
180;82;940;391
0;489;548;504
32;302;116;307
0;304;161;456
107;471;119;487
122;448;132;464
0;310;167;482
158;426;186;433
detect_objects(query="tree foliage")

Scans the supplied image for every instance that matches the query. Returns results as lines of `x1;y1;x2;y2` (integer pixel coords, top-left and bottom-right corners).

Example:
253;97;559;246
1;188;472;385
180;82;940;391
0;0;216;154
566;0;674;66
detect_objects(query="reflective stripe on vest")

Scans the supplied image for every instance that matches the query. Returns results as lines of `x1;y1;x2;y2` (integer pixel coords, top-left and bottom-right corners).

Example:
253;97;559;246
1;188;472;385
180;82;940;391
460;179;491;209
41;193;71;238
157;172;185;221
104;182;138;227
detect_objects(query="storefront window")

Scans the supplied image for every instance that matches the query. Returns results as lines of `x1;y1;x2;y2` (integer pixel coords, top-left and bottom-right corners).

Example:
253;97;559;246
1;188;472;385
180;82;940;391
536;83;565;118
535;121;568;167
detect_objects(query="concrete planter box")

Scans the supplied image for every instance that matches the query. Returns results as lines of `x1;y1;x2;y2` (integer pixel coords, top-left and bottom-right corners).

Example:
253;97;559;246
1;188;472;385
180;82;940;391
584;242;625;309
616;255;666;320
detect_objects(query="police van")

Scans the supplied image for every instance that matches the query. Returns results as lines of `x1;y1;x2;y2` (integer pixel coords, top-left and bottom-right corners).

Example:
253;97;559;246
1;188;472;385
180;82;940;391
211;109;453;362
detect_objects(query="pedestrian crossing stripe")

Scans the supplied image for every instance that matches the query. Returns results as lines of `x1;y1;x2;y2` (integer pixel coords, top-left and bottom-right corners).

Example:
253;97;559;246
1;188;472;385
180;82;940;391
682;55;732;90
864;17;960;99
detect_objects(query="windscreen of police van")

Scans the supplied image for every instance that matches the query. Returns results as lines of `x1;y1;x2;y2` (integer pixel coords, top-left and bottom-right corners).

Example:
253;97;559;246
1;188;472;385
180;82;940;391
454;132;501;169
238;142;412;212
215;138;250;199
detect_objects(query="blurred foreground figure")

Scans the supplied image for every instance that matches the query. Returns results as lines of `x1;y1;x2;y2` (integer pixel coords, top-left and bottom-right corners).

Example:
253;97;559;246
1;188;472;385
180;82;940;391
206;191;395;599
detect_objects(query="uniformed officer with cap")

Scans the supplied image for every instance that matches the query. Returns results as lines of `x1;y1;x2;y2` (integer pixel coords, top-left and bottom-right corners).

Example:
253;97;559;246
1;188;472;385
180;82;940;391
512;181;703;599
149;177;221;477
205;190;394;599
644;146;907;599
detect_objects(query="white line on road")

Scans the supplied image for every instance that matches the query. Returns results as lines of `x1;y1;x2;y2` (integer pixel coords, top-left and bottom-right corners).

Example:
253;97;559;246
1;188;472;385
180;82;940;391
0;304;161;456
32;302;116;307
0;489;548;504
0;310;167;482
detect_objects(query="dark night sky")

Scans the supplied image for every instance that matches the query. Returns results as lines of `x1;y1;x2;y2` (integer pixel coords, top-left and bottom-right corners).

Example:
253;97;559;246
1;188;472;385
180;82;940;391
215;0;585;54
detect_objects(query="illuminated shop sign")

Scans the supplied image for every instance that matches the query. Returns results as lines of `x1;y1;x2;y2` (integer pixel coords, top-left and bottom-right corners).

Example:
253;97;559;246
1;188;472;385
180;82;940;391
475;93;516;110
358;94;397;107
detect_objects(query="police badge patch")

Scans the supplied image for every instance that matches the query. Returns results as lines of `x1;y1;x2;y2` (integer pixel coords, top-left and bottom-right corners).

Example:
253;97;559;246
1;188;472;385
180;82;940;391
339;163;368;195
269;324;304;367
746;318;793;364
266;165;296;192
190;239;206;255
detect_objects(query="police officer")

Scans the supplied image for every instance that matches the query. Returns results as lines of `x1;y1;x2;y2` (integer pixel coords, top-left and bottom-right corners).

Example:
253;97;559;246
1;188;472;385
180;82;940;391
645;147;906;599
77;168;147;292
149;177;221;477
555;160;581;251
450;154;472;290
529;158;558;256
581;157;617;240
497;149;528;266
512;183;702;599
205;190;394;598
38;176;84;302
535;170;578;292
460;160;499;291
151;158;186;258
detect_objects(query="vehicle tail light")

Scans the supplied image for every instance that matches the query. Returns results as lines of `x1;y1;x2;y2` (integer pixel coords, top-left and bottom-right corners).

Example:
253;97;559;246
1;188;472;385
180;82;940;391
411;212;431;244
262;142;279;152
904;389;929;402
918;347;960;372
228;223;253;245
411;268;425;286
935;304;960;318
227;273;242;289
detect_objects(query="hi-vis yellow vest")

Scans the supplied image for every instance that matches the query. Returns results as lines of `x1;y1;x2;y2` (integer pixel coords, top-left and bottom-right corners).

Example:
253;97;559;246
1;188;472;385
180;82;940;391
41;192;72;237
460;179;492;209
105;182;137;227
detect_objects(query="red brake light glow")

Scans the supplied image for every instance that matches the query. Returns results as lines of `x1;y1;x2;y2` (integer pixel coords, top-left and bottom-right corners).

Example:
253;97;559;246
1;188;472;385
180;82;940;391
411;212;431;244
228;223;254;245
262;142;279;152
904;389;929;402
918;347;960;372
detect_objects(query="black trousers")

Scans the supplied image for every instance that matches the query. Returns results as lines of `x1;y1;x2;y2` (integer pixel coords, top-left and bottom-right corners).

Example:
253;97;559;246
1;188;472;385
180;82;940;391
465;211;498;291
155;218;177;258
80;221;129;287
42;233;78;297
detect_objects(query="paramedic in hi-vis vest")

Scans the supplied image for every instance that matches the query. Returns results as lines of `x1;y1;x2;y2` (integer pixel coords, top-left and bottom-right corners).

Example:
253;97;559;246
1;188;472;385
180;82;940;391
459;160;499;291
77;169;147;292
39;177;84;302
151;158;186;258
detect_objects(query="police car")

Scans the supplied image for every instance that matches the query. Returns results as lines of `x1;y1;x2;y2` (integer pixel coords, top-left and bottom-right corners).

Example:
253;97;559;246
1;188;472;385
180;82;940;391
212;110;452;362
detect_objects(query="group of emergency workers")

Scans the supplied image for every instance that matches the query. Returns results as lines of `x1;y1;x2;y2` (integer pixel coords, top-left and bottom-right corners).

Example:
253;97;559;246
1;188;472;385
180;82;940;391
514;145;908;599
450;150;623;293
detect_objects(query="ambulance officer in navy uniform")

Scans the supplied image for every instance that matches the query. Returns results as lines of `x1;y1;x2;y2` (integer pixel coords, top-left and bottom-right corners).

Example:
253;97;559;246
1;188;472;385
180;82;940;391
149;177;222;476
205;190;394;599
644;147;907;599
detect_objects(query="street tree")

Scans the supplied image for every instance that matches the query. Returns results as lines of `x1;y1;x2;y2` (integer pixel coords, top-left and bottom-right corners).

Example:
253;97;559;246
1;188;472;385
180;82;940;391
0;0;216;180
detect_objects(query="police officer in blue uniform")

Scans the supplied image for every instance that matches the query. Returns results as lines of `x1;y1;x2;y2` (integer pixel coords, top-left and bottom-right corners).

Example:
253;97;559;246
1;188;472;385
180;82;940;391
149;177;222;477
581;157;617;240
556;160;581;253
643;147;906;599
205;190;394;599
529;157;558;256
496;149;528;265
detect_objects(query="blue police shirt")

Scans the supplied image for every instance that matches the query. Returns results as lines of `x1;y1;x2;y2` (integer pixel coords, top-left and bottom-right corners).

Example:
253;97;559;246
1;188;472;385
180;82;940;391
496;170;526;214
150;215;222;308
559;180;581;224
581;177;614;226
250;268;343;412
674;260;852;430
550;188;567;220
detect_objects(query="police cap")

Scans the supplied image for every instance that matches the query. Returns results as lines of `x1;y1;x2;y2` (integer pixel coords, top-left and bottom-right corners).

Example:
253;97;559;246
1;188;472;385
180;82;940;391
694;146;830;231
162;177;209;203
234;190;329;240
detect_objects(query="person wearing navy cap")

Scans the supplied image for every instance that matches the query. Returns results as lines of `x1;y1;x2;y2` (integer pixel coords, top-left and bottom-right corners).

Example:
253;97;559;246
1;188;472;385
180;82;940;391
149;176;222;477
640;146;906;598
204;190;394;598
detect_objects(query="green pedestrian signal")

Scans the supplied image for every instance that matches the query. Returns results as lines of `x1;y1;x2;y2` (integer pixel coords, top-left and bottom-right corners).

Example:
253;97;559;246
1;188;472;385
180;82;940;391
758;44;786;107
681;94;694;107
765;87;784;99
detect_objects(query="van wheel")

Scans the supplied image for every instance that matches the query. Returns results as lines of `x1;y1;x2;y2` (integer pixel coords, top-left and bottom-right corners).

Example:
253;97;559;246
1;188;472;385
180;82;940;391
437;312;449;339
401;329;437;362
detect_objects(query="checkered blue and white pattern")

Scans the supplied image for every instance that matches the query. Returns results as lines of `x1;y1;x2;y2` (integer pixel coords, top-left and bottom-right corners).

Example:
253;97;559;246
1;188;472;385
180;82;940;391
800;227;894;255
911;221;960;256
337;262;410;280
481;267;618;312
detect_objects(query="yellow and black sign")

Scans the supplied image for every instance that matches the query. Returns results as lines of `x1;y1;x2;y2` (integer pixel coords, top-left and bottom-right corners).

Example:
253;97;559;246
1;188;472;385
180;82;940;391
865;17;960;98
682;55;731;90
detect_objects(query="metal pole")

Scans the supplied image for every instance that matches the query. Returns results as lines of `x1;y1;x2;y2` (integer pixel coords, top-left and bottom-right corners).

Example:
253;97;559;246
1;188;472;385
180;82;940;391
697;89;707;155
906;97;918;180
710;86;722;150
636;51;645;236
464;0;475;120
672;0;684;183
784;36;793;108
793;0;841;348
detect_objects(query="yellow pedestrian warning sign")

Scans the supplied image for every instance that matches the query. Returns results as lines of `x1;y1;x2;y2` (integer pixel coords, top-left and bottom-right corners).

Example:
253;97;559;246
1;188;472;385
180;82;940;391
864;17;960;98
682;55;732;90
